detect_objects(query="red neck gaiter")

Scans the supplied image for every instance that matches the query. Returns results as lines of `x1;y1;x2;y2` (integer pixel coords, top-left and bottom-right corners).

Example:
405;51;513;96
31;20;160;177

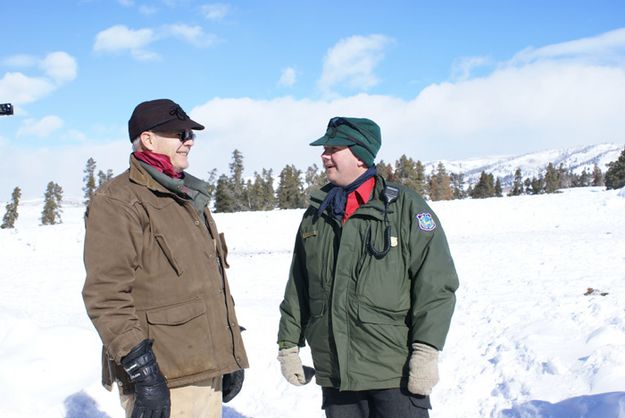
133;151;183;179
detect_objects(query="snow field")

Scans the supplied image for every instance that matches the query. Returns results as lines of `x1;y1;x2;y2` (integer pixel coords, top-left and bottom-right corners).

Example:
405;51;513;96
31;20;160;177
0;187;624;417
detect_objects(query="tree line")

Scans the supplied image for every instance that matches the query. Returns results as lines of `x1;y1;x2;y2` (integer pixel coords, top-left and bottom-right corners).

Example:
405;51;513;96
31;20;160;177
2;147;625;227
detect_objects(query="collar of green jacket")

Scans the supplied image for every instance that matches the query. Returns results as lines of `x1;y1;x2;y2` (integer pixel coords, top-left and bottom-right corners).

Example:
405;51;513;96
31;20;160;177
309;175;395;222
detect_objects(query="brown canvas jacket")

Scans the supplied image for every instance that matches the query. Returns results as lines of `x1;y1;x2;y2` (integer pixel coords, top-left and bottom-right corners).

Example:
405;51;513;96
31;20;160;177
82;155;248;390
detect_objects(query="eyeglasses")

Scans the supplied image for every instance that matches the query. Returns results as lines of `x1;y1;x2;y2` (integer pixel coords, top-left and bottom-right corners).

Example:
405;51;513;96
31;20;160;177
327;117;369;148
152;130;196;142
176;130;196;142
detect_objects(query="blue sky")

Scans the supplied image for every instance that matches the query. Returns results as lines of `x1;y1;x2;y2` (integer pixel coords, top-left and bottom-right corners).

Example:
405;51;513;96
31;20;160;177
2;0;625;199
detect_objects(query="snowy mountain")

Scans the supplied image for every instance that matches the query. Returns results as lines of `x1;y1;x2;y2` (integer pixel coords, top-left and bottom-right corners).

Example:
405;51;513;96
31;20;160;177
424;143;624;187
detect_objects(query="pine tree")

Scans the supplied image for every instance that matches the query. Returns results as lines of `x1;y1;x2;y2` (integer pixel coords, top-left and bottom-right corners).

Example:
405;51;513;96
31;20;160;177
41;181;63;225
495;177;503;197
508;168;524;196
277;164;305;209
429;162;453;201
529;175;544;195
97;169;114;187
261;169;277;210
304;164;327;205
205;168;218;206
214;174;235;213
450;172;467;200
246;170;277;211
247;173;265;211
605;147;625;190
557;164;572;189
229;149;247;211
544;163;560;193
83;158;97;206
394;155;426;195
376;160;394;181
470;171;495;199
1;186;22;229
592;164;603;187
577;168;591;187
523;178;531;194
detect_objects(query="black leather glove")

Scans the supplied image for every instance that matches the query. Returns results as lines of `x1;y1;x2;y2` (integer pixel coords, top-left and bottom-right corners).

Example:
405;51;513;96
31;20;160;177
121;339;171;418
222;369;244;403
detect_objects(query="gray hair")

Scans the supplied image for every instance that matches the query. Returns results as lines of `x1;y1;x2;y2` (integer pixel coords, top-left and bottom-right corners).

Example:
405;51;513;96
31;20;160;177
131;137;142;152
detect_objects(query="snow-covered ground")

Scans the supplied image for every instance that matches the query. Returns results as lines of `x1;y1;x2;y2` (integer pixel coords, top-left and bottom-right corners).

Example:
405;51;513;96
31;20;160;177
1;187;624;418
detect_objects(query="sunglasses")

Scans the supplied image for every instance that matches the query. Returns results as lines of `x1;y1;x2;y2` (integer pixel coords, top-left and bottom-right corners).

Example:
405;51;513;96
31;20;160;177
152;129;196;142
176;130;196;142
327;117;369;148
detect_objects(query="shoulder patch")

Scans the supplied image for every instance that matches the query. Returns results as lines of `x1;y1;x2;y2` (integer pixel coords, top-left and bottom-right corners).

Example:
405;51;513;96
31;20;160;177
416;212;436;231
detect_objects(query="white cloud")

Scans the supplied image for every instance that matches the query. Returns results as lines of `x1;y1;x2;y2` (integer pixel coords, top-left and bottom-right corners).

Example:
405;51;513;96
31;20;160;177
451;56;492;81
0;72;55;105
200;3;230;21
165;24;218;47
318;34;393;95
2;54;38;67
93;25;159;61
0;51;77;105
17;116;64;138
93;24;218;60
278;67;297;87
510;27;625;66
40;52;77;83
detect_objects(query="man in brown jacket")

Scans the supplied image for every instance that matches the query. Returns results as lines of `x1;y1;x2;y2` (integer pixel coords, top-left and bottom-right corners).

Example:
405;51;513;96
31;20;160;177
82;99;248;418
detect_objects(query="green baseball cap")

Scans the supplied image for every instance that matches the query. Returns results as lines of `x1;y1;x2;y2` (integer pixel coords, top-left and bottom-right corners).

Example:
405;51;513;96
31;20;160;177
310;117;381;167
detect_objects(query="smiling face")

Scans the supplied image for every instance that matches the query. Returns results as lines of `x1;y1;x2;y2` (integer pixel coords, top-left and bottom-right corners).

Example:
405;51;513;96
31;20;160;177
141;130;194;173
321;145;368;186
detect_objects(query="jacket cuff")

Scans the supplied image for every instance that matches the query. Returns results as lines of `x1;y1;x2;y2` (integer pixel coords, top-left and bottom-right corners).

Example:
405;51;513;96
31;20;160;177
107;328;147;363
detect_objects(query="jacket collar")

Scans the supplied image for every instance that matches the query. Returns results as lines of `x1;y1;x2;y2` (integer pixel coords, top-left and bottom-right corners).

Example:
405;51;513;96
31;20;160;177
129;154;170;193
130;153;212;196
310;175;392;222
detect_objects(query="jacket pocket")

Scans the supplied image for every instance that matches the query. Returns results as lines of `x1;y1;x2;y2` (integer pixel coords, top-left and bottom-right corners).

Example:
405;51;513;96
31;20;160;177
154;234;183;276
309;298;325;318
146;298;215;380
358;303;408;325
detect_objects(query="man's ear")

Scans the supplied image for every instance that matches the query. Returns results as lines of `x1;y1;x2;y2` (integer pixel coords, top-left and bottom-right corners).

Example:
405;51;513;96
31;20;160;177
356;158;368;168
139;131;156;151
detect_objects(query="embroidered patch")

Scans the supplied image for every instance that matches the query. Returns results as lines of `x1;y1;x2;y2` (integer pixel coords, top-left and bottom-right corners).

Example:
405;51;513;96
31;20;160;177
416;213;436;231
390;236;398;247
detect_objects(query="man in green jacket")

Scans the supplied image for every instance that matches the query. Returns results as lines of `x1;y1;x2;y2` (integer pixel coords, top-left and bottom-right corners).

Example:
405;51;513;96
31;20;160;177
83;99;248;418
277;117;459;417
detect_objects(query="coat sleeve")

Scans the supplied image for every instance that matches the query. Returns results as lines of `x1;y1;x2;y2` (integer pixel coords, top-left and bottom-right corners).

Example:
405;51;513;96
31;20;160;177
407;201;459;351
82;193;146;363
277;227;310;348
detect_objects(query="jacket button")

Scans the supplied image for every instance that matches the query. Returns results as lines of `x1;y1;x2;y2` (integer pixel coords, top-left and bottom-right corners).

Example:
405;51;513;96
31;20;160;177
194;220;200;226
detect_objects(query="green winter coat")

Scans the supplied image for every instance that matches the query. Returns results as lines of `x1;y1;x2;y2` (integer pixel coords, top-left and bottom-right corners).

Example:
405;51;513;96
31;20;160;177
278;175;458;391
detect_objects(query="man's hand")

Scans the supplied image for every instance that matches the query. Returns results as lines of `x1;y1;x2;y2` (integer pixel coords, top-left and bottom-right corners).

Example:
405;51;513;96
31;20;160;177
121;339;171;418
407;342;439;396
222;369;244;403
277;346;315;386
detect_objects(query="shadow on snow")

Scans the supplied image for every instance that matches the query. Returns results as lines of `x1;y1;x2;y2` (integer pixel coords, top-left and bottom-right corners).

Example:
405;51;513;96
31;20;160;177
64;391;249;417
500;391;625;418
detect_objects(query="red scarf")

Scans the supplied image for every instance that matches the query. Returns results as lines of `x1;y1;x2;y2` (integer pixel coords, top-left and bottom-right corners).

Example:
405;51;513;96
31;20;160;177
133;151;183;179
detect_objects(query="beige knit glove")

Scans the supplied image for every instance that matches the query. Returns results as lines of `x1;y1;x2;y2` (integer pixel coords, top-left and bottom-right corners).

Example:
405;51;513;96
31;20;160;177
277;347;315;386
407;342;440;395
